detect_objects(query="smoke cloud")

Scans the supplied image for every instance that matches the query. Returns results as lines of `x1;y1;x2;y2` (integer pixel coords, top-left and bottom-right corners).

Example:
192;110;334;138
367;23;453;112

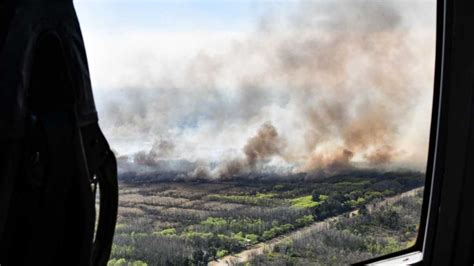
244;122;286;168
88;0;436;178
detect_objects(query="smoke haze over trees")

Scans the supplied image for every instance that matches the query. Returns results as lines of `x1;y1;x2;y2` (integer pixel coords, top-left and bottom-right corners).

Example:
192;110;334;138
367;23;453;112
79;0;436;178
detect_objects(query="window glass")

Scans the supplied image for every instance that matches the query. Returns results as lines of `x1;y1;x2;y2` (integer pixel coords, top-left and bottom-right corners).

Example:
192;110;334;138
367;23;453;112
76;0;435;264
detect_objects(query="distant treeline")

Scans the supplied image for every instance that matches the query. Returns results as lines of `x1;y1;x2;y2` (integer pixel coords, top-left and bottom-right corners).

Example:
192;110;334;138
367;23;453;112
118;169;424;185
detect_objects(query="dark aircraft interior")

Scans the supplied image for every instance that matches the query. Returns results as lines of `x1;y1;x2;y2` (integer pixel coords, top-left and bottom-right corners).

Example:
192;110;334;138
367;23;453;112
0;0;473;265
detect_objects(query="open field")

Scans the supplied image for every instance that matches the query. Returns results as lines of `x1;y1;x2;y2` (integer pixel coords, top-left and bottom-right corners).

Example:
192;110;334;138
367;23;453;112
108;171;424;266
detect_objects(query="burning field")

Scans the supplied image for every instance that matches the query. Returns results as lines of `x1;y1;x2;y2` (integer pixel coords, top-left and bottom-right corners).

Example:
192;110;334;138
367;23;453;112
88;0;435;180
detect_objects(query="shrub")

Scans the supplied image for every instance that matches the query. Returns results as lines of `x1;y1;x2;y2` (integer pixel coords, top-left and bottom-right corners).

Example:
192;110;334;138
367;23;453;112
245;234;259;244
295;215;314;226
216;249;228;258
111;244;135;258
107;259;148;266
201;217;227;227
290;195;319;209
152;228;177;236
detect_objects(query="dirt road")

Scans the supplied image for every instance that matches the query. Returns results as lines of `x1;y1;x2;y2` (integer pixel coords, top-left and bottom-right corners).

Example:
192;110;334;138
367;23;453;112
209;187;423;266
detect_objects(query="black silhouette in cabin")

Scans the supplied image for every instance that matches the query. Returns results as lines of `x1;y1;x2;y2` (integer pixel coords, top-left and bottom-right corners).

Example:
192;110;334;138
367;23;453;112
0;1;118;265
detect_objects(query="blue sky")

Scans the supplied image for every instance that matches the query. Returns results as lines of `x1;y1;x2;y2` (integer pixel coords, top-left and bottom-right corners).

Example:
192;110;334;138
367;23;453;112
74;1;276;32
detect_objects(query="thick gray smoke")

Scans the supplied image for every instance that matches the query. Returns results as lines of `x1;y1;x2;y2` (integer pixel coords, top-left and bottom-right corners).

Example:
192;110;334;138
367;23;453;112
93;0;436;178
214;122;286;179
244;122;286;169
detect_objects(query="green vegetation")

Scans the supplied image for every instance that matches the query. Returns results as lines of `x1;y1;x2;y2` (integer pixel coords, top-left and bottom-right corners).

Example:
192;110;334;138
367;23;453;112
244;189;424;265
273;184;286;191
262;224;294;240
107;258;147;266
152;228;176;236
181;230;213;239
295;215;314;226
216;249;228;258
290;195;321;209
111;171;424;265
207;193;279;206
256;192;276;199
111;244;135;258
200;217;227;227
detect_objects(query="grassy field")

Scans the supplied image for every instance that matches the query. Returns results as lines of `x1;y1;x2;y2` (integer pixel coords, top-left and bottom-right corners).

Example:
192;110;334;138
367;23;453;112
108;171;424;266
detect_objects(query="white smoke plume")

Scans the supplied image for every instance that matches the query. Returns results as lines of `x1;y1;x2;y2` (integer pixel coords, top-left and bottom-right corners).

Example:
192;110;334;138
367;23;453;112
86;0;436;178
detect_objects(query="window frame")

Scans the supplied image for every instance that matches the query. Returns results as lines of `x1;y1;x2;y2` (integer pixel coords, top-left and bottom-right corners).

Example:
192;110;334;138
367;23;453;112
356;0;474;264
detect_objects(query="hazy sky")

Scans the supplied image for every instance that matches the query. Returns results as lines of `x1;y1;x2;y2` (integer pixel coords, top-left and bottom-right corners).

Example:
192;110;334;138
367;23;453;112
75;1;266;31
74;0;436;176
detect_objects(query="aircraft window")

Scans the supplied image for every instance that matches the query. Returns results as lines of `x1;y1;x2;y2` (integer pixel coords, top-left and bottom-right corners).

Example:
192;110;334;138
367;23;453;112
75;0;436;264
